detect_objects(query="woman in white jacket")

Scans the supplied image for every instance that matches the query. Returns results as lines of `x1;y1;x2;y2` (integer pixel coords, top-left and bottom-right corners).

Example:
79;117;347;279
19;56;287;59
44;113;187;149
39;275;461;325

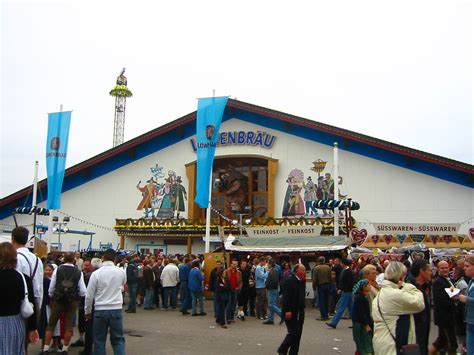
372;261;425;355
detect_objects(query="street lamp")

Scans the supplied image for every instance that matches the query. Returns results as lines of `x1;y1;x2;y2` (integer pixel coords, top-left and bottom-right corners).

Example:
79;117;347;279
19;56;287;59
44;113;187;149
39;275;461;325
232;206;252;236
52;216;70;251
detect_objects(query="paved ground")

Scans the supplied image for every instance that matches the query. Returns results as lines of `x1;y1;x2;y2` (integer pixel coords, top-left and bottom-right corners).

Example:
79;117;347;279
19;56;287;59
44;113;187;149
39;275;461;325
30;300;361;355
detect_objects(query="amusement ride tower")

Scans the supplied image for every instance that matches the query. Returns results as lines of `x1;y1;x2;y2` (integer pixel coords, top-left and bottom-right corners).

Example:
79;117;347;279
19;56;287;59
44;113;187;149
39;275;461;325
110;68;132;147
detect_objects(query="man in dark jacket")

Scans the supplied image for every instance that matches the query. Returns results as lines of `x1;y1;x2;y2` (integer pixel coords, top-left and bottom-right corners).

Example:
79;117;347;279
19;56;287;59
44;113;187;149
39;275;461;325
125;256;139;313
327;258;355;329
430;260;458;355
408;259;432;355
277;264;306;355
152;258;163;308
237;260;251;321
143;259;156;310
264;259;283;325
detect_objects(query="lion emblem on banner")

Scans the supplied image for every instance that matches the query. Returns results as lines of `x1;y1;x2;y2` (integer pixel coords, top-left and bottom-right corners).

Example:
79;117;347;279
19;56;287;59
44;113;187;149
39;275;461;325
206;125;216;140
50;137;60;151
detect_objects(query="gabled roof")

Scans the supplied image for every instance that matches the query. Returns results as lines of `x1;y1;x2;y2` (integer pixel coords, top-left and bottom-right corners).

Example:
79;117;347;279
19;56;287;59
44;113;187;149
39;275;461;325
1;99;473;219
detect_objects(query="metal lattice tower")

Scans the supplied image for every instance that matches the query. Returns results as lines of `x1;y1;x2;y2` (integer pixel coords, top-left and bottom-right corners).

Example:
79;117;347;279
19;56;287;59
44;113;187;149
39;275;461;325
110;68;132;147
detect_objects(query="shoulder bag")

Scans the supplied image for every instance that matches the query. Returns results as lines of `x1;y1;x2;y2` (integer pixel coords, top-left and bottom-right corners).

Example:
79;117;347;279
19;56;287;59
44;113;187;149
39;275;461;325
377;294;420;355
17;271;34;319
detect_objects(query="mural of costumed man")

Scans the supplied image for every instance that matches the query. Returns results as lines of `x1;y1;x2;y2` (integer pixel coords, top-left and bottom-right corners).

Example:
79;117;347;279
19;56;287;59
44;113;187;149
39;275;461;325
136;178;158;218
321;172;334;217
303;176;318;217
172;176;187;219
282;169;305;217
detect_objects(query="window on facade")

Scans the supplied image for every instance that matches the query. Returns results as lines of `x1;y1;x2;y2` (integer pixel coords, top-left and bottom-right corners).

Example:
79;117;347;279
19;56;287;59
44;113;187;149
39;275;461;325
209;157;268;219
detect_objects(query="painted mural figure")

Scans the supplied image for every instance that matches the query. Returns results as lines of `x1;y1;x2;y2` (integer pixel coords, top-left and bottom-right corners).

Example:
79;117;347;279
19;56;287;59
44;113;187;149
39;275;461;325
282;169;305;217
218;165;248;217
137;166;187;219
322;173;334;199
136;178;158;218
303;176;318;217
172;176;187;219
156;177;174;219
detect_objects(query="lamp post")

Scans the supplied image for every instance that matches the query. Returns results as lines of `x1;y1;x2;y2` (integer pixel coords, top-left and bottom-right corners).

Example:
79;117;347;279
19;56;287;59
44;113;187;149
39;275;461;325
52;216;70;251
232;206;252;236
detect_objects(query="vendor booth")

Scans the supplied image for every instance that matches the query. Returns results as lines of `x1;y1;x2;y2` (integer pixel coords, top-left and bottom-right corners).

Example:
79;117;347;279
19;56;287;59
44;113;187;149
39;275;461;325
222;235;349;299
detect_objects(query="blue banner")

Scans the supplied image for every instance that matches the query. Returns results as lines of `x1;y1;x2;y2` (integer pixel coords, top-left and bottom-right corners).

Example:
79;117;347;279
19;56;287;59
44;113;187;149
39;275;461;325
194;97;228;208
46;111;72;209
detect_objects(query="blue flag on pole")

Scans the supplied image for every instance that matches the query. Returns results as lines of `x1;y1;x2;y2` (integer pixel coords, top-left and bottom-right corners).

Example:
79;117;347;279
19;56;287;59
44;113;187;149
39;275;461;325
194;97;228;208
46;111;72;209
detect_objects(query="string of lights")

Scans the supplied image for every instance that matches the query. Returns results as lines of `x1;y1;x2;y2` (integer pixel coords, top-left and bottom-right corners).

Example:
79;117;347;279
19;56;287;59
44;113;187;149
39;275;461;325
209;206;240;226
56;210;116;232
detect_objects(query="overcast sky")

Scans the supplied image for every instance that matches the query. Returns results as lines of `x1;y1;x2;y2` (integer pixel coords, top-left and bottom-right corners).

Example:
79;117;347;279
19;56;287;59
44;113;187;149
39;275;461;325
1;0;472;199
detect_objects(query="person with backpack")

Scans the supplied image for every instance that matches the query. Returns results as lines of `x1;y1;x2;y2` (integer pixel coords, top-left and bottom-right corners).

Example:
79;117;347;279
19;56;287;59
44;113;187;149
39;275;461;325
42;252;86;354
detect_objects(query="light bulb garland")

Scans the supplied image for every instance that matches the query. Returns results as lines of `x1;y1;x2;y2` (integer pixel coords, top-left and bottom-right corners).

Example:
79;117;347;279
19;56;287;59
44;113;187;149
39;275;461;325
56;210;116;232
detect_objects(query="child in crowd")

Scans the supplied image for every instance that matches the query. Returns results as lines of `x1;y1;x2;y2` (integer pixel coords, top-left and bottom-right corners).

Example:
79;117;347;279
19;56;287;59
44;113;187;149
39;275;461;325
351;279;373;355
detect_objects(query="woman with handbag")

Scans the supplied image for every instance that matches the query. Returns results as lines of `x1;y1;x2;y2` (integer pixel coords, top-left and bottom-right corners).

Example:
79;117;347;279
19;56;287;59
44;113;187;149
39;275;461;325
372;261;425;355
0;242;39;354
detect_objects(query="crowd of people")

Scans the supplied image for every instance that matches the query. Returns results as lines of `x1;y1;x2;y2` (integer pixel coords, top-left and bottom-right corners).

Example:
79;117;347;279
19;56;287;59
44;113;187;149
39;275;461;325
0;227;126;355
0;226;307;355
2;225;474;355
312;255;474;355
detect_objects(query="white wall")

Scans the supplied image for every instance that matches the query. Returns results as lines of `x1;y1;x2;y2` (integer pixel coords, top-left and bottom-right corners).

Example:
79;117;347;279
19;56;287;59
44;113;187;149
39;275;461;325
1;118;472;251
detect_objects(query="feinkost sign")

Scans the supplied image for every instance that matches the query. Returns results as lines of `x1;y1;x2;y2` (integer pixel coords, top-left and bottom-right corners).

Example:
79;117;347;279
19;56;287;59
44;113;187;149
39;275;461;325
246;225;323;237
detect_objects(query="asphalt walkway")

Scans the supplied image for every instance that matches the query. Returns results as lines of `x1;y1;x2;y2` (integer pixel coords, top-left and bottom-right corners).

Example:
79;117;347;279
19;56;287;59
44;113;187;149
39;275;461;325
30;300;359;354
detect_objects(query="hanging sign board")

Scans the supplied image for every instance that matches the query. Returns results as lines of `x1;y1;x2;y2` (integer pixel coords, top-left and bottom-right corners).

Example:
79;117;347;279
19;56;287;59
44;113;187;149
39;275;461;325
373;223;460;236
245;225;323;237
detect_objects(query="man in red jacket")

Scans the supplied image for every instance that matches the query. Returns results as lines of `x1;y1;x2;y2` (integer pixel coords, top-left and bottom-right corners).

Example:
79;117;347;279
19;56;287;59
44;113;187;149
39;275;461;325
224;260;242;323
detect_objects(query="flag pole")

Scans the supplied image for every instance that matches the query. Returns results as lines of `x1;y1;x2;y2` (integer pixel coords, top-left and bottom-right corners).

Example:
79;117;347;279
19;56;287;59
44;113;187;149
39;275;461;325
32;160;39;209
333;142;339;237
205;176;212;253
32;160;39;239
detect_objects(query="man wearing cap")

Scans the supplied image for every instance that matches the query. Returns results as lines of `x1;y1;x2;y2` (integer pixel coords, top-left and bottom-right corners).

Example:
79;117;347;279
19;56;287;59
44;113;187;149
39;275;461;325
303;176;317;217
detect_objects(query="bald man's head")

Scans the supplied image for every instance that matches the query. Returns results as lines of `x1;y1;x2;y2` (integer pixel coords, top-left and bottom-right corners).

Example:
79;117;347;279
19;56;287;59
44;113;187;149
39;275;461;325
437;260;450;277
294;263;306;280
